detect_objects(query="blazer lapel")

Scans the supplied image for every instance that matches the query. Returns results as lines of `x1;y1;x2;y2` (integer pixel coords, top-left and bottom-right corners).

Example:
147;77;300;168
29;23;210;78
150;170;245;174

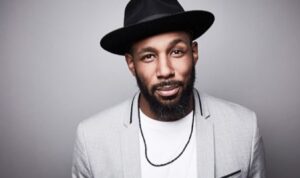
195;91;215;178
120;93;141;178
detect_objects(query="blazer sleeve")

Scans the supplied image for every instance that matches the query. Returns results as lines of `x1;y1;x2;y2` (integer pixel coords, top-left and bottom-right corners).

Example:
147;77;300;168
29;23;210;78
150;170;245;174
72;123;93;178
248;113;267;178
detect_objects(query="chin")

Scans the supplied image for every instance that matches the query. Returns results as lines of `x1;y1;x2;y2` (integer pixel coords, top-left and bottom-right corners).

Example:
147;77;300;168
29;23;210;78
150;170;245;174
155;92;183;107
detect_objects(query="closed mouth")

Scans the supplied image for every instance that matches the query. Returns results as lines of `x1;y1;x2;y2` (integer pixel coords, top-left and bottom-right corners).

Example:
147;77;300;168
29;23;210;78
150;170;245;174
155;85;180;98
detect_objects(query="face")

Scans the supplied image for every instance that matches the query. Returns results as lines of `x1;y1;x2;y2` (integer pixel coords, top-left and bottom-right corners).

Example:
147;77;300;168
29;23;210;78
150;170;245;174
125;31;198;121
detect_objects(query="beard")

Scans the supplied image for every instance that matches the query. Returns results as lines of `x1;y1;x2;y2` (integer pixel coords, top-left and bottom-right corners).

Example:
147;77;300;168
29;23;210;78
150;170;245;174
135;66;195;121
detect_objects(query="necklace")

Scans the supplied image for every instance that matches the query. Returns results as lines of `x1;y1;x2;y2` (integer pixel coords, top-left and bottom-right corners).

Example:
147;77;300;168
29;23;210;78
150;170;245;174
138;96;195;167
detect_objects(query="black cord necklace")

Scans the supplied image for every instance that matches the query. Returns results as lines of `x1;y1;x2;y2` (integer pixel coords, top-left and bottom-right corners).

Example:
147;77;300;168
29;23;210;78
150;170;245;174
138;96;195;167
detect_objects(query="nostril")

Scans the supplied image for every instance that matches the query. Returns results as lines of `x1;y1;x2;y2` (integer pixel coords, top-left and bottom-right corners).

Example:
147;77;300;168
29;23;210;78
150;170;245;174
157;71;175;79
156;60;175;79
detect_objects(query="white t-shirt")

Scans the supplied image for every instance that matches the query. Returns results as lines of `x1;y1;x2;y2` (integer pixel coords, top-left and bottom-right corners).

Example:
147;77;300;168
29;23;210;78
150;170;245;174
139;110;197;178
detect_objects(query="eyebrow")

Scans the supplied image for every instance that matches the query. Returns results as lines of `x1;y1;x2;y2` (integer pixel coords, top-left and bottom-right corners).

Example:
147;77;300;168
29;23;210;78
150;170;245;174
136;38;189;56
136;47;157;56
168;38;188;48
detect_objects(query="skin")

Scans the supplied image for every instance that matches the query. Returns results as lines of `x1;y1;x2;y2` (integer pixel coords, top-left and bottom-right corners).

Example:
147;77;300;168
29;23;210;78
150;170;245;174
125;31;199;120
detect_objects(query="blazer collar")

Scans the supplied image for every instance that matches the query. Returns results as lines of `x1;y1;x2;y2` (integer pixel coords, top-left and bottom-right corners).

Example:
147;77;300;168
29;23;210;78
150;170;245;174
123;89;212;126
123;92;139;127
194;90;215;178
120;92;141;178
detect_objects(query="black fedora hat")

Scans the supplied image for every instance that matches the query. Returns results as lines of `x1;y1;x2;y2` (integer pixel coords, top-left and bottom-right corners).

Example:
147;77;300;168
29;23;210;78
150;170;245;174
100;0;214;55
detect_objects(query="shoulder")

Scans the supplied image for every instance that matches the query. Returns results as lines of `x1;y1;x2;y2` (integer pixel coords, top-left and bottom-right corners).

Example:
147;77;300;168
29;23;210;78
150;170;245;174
203;93;256;123
73;98;133;175
76;98;132;138
201;93;258;138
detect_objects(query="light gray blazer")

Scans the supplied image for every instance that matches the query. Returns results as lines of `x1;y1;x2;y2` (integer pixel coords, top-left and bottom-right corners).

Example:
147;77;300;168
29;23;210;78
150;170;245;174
72;91;266;178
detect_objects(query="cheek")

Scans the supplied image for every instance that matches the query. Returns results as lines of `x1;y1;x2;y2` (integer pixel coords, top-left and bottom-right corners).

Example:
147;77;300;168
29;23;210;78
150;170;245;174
173;59;193;80
135;63;157;87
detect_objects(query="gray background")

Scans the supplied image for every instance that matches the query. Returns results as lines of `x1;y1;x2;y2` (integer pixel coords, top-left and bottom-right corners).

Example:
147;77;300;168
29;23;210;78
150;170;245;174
0;0;299;177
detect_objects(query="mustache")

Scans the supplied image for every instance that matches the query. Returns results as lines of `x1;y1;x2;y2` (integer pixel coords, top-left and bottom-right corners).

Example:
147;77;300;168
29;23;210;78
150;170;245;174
151;80;184;92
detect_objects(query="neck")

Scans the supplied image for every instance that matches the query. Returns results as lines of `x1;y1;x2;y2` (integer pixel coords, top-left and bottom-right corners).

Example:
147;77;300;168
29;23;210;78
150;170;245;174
139;93;194;122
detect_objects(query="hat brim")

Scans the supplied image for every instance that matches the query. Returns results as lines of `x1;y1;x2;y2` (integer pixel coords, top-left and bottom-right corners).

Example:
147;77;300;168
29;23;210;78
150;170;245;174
100;10;214;55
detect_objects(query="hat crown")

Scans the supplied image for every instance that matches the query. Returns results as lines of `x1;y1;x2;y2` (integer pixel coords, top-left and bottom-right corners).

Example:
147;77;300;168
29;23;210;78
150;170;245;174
124;0;184;26
100;0;214;55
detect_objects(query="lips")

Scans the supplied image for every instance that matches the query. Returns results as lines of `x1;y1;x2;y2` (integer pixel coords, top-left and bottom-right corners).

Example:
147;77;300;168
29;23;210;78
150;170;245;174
155;85;180;97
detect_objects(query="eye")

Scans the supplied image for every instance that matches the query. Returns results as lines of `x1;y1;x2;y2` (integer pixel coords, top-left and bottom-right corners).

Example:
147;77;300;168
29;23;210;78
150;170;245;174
141;53;155;62
171;49;184;57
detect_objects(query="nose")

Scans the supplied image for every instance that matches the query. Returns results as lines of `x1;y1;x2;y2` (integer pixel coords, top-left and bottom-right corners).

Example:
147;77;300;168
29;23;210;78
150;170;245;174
156;55;175;79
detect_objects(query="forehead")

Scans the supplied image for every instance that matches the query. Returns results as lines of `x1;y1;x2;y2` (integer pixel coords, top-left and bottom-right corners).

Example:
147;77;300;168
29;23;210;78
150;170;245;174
131;31;191;53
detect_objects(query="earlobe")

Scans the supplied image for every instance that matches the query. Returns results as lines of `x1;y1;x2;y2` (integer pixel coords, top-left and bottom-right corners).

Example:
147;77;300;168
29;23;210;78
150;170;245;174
125;54;136;76
192;41;199;64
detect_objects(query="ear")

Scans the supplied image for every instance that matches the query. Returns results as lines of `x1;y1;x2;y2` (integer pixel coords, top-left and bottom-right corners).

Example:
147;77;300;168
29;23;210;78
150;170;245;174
191;41;199;64
125;53;136;76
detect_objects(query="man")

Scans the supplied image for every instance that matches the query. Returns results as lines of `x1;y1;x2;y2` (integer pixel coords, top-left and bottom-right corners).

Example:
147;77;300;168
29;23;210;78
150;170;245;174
72;0;266;178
